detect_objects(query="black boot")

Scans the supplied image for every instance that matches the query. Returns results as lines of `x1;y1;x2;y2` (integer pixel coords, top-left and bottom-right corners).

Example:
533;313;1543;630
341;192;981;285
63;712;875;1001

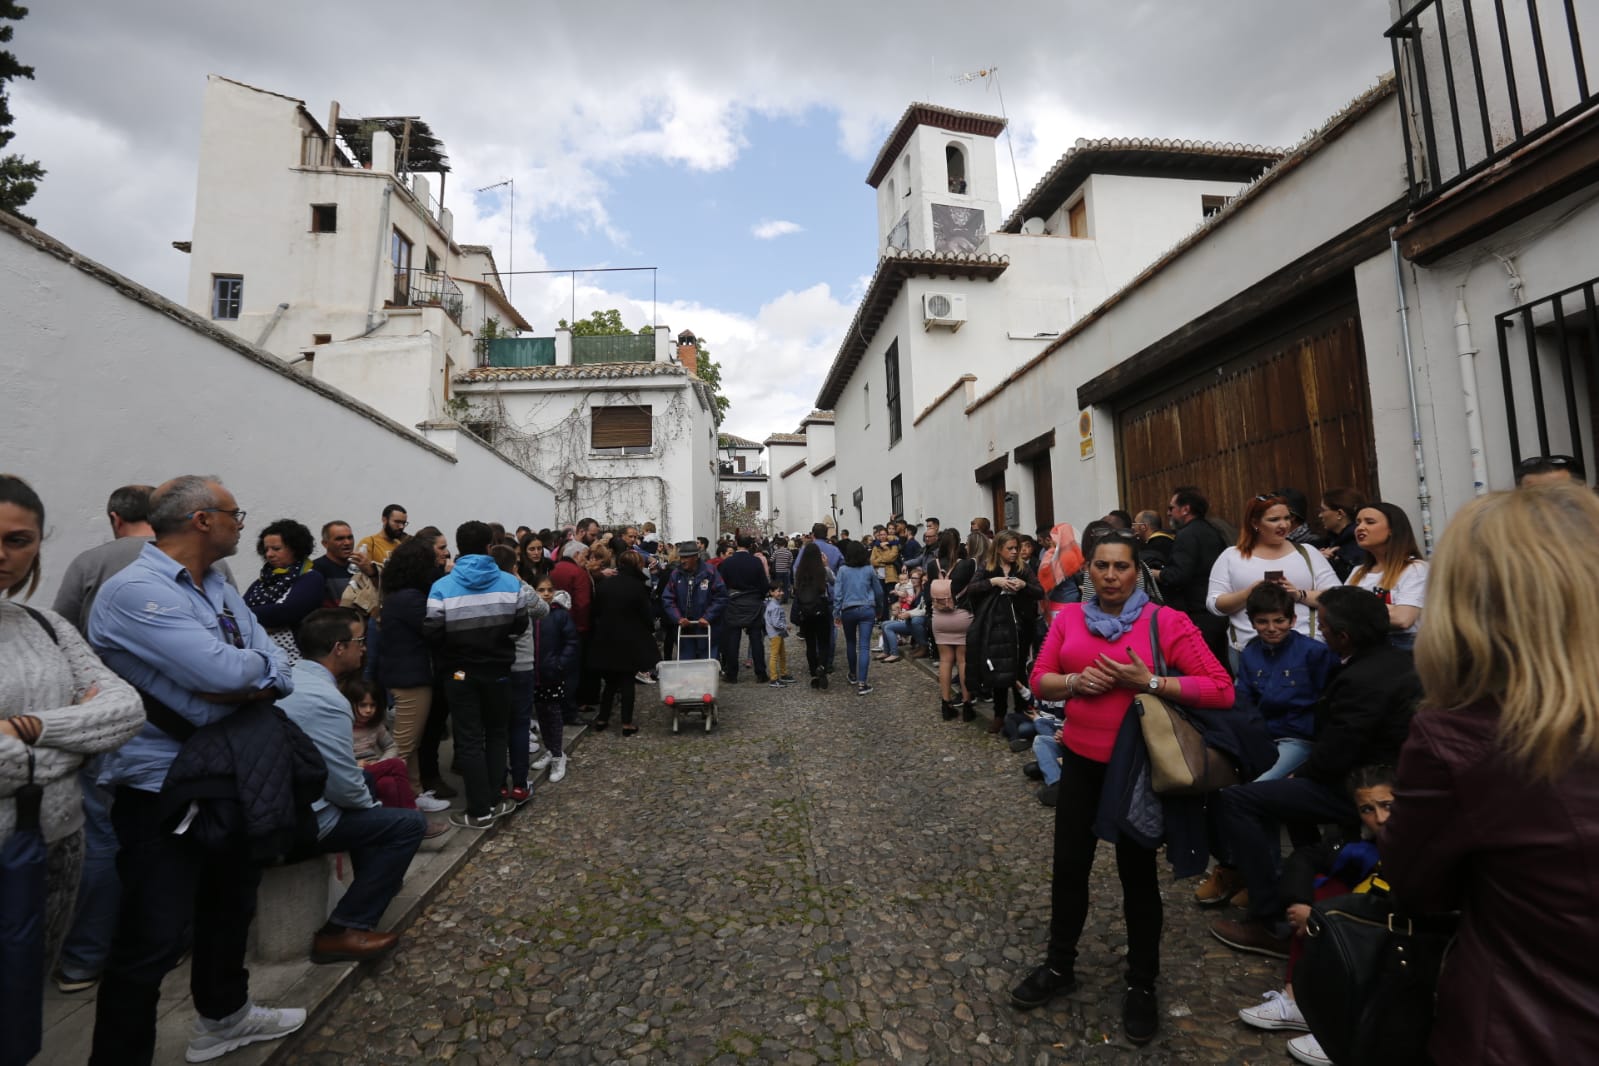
960;700;976;722
1123;984;1158;1045
940;699;958;720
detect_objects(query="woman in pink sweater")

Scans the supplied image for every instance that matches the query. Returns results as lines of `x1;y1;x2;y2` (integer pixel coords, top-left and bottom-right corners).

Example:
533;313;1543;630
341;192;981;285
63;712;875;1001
1010;529;1232;1046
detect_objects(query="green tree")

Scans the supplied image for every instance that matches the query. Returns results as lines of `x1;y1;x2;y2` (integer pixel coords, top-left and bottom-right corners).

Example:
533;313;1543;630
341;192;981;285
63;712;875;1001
0;1;44;226
687;337;731;426
559;308;633;336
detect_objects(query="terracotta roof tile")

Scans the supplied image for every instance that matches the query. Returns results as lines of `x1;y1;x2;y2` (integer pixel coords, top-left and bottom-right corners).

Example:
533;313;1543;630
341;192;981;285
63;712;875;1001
764;432;807;444
867;103;1007;188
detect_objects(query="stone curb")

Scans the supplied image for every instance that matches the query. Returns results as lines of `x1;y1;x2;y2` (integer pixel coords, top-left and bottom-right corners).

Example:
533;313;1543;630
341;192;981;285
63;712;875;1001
260;720;595;1064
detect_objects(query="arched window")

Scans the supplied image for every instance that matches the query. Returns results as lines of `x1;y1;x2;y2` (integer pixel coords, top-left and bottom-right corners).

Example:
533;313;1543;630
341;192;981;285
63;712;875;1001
946;144;968;194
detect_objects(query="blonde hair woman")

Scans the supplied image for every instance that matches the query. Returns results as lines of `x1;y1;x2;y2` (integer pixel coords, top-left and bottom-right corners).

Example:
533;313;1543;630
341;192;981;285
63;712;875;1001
1383;484;1599;1065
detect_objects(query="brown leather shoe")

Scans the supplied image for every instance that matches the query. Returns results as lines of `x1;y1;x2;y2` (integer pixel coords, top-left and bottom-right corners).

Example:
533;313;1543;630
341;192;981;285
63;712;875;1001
311;927;400;964
1210;918;1291;959
1194;865;1246;906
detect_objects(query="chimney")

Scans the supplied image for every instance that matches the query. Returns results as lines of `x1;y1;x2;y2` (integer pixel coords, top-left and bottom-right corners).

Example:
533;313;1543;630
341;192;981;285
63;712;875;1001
676;330;699;376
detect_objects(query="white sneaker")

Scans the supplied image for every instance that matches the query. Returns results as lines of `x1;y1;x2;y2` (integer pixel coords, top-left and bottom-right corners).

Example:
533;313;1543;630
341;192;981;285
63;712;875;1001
635;671;657;684
186;1004;306;1062
415;791;450;813
527;734;541;754
1238;989;1308;1032
531;750;553;772
1287;1033;1331;1065
548;755;568;783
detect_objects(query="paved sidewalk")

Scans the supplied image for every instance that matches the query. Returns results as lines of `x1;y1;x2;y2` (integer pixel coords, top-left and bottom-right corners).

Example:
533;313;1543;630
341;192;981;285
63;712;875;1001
280;642;1288;1065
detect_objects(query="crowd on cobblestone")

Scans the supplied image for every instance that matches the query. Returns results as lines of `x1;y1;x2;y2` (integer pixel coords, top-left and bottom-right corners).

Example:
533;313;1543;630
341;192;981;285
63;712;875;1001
4;459;1599;1064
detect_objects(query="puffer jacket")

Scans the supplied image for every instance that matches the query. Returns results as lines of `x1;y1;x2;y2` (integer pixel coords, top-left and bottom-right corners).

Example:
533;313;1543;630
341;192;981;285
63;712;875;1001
158;700;327;864
966;564;1043;687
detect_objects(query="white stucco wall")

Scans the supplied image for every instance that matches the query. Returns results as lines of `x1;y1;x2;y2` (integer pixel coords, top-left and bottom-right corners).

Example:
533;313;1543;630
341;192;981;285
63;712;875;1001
453;375;716;542
1083;174;1263;293
0;219;554;606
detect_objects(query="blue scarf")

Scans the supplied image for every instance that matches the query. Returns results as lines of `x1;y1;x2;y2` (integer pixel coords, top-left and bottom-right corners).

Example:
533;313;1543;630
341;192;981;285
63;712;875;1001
1083;588;1150;641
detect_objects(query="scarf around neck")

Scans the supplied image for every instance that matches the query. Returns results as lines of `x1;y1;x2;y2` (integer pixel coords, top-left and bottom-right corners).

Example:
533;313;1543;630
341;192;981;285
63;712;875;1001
1082;588;1150;641
246;558;310;609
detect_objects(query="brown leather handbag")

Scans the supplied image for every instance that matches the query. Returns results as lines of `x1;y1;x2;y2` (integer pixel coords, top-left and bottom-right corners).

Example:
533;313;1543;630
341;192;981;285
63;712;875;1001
1134;609;1240;795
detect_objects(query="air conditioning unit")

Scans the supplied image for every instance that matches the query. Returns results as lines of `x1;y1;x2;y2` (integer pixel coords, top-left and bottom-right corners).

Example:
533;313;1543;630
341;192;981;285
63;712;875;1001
922;292;967;331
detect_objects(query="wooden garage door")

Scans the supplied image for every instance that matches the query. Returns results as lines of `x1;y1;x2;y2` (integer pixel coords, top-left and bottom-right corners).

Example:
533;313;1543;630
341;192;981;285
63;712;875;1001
1117;306;1377;530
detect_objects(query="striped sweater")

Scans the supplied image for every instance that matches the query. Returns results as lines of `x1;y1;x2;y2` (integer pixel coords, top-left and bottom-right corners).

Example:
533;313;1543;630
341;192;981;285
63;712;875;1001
423;554;531;672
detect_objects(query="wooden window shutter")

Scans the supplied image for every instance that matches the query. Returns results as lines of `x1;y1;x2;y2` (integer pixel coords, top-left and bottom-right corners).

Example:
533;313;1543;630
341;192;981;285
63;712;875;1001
591;405;653;449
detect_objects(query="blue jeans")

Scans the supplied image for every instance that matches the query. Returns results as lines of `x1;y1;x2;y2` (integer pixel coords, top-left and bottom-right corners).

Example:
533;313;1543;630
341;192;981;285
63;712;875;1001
58;761;120;980
881;617;927;656
318;805;426;930
840;606;875;683
1253;737;1314;782
1032;728;1065;785
508;670;536;789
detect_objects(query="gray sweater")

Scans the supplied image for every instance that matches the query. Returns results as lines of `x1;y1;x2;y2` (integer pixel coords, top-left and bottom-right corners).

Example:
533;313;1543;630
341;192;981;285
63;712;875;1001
0;601;144;843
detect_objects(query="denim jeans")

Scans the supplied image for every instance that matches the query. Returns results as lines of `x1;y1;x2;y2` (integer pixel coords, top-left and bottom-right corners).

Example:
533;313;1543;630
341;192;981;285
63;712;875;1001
719;618;769;682
881;618;922;656
58;761;119;981
444;673;513;817
508;670;536;789
1215;776;1357;924
318;805;426;930
91;788;261;1065
1253;737;1315;782
840;606;876;683
1032;729;1065;785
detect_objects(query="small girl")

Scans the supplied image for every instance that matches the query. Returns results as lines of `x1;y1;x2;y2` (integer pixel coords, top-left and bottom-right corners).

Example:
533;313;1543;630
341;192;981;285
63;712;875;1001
532;579;578;784
341;678;425;810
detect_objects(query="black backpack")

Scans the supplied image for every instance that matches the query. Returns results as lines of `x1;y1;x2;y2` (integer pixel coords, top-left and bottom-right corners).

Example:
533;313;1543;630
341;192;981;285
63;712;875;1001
791;581;830;622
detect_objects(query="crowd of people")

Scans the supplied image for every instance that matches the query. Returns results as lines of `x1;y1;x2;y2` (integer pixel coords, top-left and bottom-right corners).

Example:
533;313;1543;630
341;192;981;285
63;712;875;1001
3;454;1597;1065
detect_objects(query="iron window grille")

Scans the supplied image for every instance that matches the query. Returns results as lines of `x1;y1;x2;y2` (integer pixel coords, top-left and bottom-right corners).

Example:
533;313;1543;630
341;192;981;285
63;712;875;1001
1495;273;1598;469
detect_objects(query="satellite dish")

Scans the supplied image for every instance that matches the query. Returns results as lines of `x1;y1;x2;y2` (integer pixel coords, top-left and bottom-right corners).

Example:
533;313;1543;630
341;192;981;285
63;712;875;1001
1021;217;1046;235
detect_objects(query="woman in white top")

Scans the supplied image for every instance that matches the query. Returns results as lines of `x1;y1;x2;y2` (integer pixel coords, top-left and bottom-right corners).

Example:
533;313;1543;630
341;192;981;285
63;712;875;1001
1347;502;1427;648
1206;494;1338;663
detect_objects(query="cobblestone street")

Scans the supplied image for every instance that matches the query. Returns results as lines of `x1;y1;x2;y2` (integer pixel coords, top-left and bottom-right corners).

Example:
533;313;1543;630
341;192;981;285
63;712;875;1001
291;640;1285;1065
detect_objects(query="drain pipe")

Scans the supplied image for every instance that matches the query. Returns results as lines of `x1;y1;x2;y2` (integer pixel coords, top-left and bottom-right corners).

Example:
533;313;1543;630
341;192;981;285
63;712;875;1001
255;302;290;347
1454;290;1490;496
1390;230;1435;553
365;183;395;335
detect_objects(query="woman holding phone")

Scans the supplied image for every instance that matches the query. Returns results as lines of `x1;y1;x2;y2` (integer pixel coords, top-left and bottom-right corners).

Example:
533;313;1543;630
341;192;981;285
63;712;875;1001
1205;495;1338;666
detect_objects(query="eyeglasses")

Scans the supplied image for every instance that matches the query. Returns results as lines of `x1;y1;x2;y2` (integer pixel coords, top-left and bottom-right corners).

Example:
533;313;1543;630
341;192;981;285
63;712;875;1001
389;519;409;527
188;508;246;525
339;635;367;646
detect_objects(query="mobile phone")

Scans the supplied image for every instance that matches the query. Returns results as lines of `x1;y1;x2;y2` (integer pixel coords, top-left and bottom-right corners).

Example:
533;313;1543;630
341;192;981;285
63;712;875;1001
1264;570;1284;581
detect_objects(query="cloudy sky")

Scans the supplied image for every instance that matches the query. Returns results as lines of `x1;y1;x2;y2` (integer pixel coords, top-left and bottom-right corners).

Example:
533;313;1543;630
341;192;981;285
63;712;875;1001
10;1;1395;447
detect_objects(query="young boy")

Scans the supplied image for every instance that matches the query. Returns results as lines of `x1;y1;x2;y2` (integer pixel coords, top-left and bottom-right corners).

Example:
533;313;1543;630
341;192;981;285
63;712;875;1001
764;582;796;687
1195;582;1338;907
1234;765;1396;1066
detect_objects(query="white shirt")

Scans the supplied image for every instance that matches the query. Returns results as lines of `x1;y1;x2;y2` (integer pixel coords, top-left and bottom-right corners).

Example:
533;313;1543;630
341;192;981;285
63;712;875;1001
1351;559;1428;641
1206;543;1339;650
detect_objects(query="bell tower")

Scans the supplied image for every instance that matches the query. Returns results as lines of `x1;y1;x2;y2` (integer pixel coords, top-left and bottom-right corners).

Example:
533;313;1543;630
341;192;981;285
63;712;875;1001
866;103;1007;256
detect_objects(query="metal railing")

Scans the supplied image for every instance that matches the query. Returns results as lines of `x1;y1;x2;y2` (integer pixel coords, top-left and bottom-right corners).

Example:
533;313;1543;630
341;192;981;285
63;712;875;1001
392;267;464;325
1387;0;1598;203
1495;274;1598;465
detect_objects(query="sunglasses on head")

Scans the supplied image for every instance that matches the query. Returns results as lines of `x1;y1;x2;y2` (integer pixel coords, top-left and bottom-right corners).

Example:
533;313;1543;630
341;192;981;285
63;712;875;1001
1515;454;1578;472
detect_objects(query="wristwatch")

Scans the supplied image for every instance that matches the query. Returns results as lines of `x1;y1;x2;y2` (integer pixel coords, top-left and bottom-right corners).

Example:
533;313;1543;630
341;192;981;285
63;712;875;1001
1146;676;1161;693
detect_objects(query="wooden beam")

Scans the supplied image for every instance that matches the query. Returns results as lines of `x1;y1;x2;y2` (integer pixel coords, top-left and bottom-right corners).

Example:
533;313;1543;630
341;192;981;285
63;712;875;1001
1396;106;1599;264
974;454;1009;483
1076;197;1406;408
1013;428;1056;463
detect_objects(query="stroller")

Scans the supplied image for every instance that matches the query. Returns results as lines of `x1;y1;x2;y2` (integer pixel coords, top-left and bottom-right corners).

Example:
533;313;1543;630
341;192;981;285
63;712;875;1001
656;628;720;733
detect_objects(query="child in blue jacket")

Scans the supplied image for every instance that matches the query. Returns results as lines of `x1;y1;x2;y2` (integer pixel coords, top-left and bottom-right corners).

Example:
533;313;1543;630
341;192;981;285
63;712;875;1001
531;578;578;784
1236;582;1337;781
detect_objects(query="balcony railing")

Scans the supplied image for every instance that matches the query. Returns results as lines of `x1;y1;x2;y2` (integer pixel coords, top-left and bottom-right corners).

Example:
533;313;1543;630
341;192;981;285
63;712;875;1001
478;336;556;368
392;267;463;325
1387;0;1598;203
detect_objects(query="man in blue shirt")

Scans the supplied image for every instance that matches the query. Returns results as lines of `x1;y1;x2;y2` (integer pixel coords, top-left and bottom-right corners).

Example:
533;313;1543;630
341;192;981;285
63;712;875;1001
280;608;426;964
87;475;304;1066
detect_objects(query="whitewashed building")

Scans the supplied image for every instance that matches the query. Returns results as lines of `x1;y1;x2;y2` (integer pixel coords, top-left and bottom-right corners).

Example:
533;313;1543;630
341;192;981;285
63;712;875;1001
0;211;555;605
717;433;770;528
180;75;528;433
766;412;840;534
451;332;720;540
805;0;1599;552
763;432;808;534
806;102;1281;532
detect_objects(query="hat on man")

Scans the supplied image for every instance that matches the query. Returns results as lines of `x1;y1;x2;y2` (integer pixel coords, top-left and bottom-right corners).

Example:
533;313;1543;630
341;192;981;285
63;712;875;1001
675;540;701;557
1273;487;1310;522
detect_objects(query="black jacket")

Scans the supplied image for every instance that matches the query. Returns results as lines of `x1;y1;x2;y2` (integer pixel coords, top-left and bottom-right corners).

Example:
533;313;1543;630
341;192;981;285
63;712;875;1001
1297;645;1422;786
159;701;327;864
966;564;1042;687
374;588;432;689
1157;517;1228;615
589;569;661;674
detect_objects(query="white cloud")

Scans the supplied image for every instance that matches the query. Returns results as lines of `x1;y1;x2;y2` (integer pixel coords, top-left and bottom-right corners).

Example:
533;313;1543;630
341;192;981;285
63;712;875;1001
751;219;803;240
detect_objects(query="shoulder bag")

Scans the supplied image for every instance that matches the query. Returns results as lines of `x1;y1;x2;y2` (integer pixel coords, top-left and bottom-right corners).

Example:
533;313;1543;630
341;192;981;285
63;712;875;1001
1296;889;1458;1066
1135;608;1240;795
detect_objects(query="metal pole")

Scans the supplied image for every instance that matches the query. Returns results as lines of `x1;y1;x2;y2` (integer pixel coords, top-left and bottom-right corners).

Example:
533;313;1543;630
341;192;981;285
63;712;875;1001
1390;230;1435;553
